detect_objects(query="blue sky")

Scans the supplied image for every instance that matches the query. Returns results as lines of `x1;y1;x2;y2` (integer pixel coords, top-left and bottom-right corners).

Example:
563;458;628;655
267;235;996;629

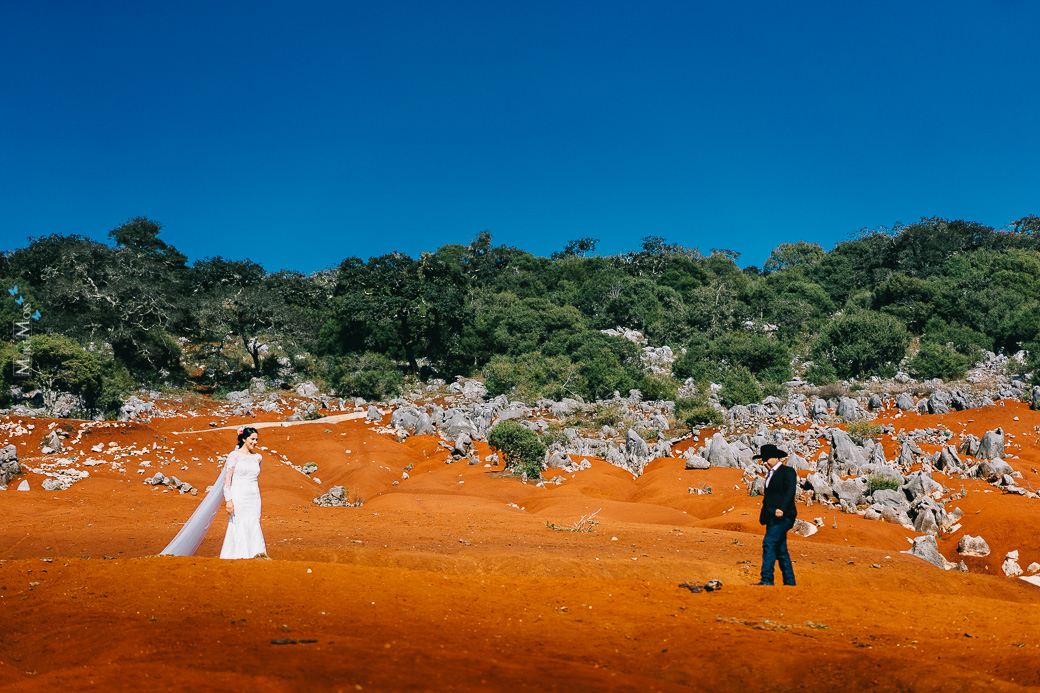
2;1;1038;273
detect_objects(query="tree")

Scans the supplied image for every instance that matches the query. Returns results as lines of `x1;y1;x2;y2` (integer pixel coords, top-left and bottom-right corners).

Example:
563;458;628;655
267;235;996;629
487;420;545;478
811;310;910;379
763;241;825;273
552;238;599;259
109;217;187;267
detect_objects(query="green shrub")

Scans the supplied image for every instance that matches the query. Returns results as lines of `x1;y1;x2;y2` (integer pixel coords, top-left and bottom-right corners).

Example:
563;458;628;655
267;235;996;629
482;351;576;403
671;347;719;383
637;372;679;402
539;424;569;447
326;351;404;401
592;402;626;428
908;342;971;381
5;334;132;418
846;421;883;445
866;474;902;495
803;360;838;385
720;366;762;407
487;420;545;478
684;404;723;428
811;310;911;379
920;318;991;359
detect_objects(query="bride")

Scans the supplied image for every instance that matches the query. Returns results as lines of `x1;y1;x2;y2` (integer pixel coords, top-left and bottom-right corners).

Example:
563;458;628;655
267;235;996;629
161;427;267;559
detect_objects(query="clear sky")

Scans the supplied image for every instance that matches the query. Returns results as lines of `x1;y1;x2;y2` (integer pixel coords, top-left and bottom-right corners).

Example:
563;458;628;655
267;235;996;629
2;1;1038;273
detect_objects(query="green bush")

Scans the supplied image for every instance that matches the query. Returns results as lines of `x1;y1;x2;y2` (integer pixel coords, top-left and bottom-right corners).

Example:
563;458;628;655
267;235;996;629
482;351;576;403
803;360;838;385
637;372;679;402
908;342;971;381
720;366;763;407
920;317;991;359
709;330;792;383
866;474;902;495
326;351;404;401
487;420;545;478
846;421;883;445
592;402;626;428
684;404;723;428
811;310;911;379
3;333;131;418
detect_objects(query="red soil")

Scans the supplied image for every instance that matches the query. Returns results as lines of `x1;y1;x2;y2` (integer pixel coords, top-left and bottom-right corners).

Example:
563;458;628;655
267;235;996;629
3;399;1040;691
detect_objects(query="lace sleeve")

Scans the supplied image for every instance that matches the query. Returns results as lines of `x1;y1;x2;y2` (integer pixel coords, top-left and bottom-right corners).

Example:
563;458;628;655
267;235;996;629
223;449;240;501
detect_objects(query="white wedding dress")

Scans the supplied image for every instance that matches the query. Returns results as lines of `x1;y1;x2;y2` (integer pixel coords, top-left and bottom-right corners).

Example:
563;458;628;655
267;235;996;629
219;448;267;559
160;447;266;559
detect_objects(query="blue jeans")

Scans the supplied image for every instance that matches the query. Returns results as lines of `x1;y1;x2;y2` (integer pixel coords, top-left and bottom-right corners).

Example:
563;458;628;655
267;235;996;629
760;517;796;585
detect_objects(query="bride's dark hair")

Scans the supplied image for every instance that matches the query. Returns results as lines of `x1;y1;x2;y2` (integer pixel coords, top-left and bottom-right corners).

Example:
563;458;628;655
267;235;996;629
236;427;258;448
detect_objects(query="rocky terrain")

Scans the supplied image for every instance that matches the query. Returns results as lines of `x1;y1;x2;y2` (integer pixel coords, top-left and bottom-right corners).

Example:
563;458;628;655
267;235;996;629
4;356;1040;691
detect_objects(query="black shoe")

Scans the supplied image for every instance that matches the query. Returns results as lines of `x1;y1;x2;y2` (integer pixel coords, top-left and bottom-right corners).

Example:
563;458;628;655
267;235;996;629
751;581;774;586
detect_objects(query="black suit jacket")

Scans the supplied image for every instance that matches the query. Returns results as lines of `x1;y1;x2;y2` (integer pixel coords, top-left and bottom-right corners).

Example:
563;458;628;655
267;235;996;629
759;464;798;526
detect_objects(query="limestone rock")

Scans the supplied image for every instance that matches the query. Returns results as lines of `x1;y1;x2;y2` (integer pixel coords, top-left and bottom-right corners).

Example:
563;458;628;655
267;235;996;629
905;534;954;570
976;428;1005;460
0;444;20;489
957;535;991;557
792;519;817;537
1003;551;1023;578
977;458;1014;482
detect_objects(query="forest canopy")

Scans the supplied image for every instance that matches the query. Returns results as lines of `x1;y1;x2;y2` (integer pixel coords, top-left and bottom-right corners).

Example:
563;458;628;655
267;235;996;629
3;215;1040;416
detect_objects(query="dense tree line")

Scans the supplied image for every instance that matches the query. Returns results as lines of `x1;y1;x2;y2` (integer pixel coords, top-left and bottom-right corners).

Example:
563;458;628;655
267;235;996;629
2;215;1039;417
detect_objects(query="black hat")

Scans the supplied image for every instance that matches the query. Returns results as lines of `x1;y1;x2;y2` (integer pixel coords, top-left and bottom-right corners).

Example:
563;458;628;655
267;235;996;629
752;444;788;461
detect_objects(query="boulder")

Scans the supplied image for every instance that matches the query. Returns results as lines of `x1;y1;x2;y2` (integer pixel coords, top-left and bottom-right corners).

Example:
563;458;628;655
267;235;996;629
1033;385;1040;411
895;393;916;411
390;407;420;430
868;393;884;411
792;519;817;537
452;433;472;457
828;428;867;475
0;444;20;489
880;505;912;527
295;381;320;398
683;451;710;470
935;446;963;474
1003;551;1023;578
803;473;836;502
977;458;1014;482
958;434;980;458
836;397;864;420
366;406;382;422
313;486;361;507
810;398;829;421
909;496;944;535
831;478;867;508
871;488;909;509
905;535;954;570
957;535;991;557
546;451;572;469
976;428;1005;460
901;470;943;502
441;411;479;440
550;398;583;417
927;390;951;415
118;395;155;421
705;433;743;469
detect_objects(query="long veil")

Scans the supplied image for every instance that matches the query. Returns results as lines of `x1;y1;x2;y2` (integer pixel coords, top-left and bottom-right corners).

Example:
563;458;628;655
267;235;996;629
160;452;232;556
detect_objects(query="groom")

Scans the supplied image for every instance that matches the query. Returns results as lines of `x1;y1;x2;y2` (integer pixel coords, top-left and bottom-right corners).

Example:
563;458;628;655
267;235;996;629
753;444;797;586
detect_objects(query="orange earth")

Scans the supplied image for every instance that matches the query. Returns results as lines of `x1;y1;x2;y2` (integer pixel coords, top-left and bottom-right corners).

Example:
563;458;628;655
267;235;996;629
3;395;1040;692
